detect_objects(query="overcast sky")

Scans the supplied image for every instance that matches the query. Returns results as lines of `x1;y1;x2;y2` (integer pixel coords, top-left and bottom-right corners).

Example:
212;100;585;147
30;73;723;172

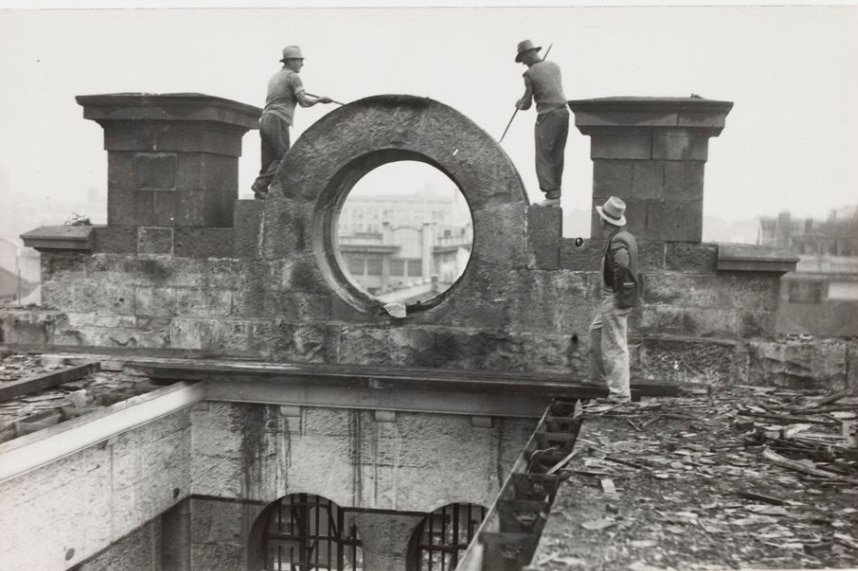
0;2;856;240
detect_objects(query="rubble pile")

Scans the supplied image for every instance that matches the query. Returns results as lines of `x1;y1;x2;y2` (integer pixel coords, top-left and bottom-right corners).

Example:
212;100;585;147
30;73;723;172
0;352;161;444
528;386;858;570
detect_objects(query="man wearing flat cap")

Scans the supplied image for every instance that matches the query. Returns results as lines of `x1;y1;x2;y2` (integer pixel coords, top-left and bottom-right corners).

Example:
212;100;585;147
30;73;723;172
589;196;641;404
251;45;332;200
514;39;570;207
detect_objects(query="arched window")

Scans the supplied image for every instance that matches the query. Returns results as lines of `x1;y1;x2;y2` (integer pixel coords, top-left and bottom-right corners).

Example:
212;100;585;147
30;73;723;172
407;503;486;570
257;493;363;570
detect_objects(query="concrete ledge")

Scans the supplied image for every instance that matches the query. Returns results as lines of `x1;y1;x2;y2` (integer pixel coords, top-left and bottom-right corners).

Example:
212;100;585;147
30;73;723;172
0;381;203;482
716;243;798;274
21;225;95;252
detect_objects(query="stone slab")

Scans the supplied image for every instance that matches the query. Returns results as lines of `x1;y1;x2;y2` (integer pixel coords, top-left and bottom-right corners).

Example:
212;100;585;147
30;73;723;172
21;225;95;252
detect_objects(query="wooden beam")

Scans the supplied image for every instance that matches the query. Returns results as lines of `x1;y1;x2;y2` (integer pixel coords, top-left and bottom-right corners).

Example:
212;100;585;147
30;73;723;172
0;362;100;402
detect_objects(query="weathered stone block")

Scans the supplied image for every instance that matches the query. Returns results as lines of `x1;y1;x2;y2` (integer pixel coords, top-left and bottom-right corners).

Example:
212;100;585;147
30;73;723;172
247;320;336;361
652;129;710;161
637;305;736;337
0;308;62;346
642;273;779;311
472;203;528;270
106;190;139;226
138;227;173;255
134;152;177;191
152;190;179;227
94;226;137;254
633;337;743;386
135;286;177;317
593;160;631;199
717;243;798;274
637;240;666;271
663;161;705;201
748;339;850;390
645;199;702;242
21;226;95;253
176;152;238;191
589;127;652;159
527;206;561;269
40;251;88;281
175;288;233;318
136;256;206;288
174;227;234;258
73;281;136;315
630;161;665;199
205;258;249;290
560;239;602;271
665;242;717;272
107;152;136;193
233;199;263;259
41;279;75;309
173;190;234;227
131;191;157;227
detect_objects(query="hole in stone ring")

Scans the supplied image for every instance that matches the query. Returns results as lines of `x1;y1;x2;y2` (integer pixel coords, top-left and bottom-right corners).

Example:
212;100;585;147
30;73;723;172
317;152;473;314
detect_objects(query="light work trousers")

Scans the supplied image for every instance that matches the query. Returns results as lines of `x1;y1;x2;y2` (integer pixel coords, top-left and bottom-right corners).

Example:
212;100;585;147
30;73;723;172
252;113;291;193
588;289;634;400
534;106;569;199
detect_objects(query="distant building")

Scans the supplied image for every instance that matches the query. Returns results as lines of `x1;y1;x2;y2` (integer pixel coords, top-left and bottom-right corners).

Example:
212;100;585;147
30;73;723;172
337;193;472;303
758;207;858;337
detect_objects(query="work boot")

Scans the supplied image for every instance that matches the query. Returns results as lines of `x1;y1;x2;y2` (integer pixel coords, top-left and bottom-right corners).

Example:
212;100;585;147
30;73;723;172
534;198;560;207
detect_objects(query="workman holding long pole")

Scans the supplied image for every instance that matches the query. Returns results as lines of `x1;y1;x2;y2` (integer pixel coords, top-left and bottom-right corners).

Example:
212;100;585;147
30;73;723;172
251;45;332;200
514;39;570;208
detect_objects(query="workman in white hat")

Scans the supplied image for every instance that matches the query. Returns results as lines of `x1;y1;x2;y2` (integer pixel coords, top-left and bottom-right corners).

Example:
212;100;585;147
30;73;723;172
588;196;641;405
251;45;332;199
514;39;570;207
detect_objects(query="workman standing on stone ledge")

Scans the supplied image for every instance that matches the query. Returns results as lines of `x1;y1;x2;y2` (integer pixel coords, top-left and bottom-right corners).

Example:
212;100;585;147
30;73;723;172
588;196;641;407
514;39;570;208
251;45;332;200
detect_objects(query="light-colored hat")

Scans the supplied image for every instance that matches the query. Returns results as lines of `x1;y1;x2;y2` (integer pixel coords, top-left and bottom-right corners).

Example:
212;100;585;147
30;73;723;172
596;196;627;226
280;45;304;62
515;39;542;62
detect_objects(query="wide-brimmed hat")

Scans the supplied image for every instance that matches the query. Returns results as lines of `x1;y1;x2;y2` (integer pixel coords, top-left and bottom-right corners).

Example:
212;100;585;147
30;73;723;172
515;39;542;62
280;45;304;62
596;196;627;226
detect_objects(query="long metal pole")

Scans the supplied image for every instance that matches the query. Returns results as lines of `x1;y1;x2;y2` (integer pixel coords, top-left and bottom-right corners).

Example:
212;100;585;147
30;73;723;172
499;42;553;144
305;92;346;106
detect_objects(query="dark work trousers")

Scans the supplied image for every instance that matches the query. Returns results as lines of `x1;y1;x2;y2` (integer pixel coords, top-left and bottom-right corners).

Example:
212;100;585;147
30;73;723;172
252;113;291;195
534;106;569;200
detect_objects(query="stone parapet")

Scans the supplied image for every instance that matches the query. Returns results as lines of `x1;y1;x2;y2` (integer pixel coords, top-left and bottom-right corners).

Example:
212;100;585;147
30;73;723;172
77;93;261;229
717;243;799;274
568;97;733;243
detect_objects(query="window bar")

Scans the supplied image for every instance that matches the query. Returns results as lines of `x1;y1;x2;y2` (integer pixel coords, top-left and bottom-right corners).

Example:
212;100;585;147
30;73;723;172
338;506;345;570
313;496;322;569
327;498;332;570
351;520;358;571
298;494;307;569
451;503;460;568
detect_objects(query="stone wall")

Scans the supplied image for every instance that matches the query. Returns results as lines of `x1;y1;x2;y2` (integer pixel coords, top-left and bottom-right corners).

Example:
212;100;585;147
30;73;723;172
189;402;534;568
0;410;191;570
1;93;807;388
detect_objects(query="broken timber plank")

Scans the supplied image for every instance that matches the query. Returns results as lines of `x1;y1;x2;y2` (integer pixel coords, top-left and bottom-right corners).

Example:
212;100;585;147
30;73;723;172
0;362;100;402
762;447;858;486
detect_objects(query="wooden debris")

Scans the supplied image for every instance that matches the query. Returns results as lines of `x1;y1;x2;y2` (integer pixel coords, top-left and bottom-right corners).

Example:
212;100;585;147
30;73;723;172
762;447;858;486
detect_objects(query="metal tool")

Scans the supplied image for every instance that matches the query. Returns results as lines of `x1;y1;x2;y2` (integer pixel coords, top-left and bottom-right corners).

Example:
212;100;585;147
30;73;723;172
306;92;346;106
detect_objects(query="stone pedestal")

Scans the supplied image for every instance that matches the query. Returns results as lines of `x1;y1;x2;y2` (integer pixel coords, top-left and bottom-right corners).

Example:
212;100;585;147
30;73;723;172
568;97;733;242
76;93;261;228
